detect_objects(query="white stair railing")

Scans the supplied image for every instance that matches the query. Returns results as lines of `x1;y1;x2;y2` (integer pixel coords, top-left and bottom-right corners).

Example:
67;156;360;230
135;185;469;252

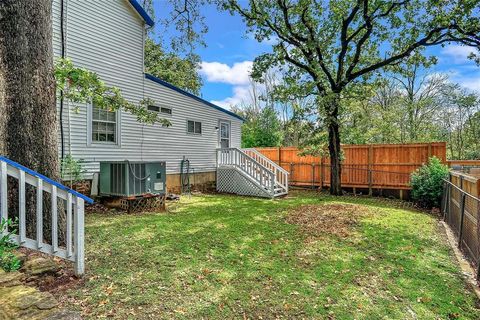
0;156;93;276
217;148;275;195
242;148;289;194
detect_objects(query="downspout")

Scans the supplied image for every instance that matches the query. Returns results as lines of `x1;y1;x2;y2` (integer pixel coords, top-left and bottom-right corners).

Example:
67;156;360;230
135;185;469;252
141;21;146;162
59;0;66;159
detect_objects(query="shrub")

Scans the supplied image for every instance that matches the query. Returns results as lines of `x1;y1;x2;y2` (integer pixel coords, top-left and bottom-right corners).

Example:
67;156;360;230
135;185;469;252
61;154;86;183
0;218;21;272
410;156;449;208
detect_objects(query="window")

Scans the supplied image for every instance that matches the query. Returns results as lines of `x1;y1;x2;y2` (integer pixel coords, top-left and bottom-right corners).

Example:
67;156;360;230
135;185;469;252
160;107;172;115
147;105;172;115
147;105;160;112
187;120;202;134
92;105;117;143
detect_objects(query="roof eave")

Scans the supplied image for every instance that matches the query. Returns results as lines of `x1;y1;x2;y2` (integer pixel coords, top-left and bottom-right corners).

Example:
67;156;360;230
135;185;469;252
128;0;155;27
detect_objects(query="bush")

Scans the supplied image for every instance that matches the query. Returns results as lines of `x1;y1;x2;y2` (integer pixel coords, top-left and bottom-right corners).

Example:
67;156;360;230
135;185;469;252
0;218;21;272
410;157;449;208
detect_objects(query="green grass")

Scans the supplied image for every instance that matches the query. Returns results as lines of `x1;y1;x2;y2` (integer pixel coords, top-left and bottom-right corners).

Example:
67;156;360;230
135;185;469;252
63;191;480;319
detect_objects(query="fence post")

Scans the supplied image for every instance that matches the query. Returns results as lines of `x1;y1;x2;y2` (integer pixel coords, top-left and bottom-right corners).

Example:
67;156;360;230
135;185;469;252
0;162;7;228
320;158;324;189
368;146;373;196
458;192;466;248
74;197;85;277
36;178;43;249
442;181;449;221
19;170;26;244
290;163;294;184
311;163;315;189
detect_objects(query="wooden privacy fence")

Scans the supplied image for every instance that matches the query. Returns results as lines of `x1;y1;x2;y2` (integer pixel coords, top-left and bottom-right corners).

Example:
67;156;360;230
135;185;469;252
442;171;480;278
256;142;447;191
0;156;93;276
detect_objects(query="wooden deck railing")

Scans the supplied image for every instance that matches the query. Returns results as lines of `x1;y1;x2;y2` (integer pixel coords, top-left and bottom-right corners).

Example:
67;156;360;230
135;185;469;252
0;156;93;276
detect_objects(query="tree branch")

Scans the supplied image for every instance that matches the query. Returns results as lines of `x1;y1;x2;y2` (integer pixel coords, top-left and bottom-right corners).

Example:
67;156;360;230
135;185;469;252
349;26;450;80
299;8;336;90
337;0;362;83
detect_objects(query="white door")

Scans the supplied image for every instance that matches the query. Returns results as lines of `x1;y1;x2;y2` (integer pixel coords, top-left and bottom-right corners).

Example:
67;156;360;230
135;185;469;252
219;121;230;148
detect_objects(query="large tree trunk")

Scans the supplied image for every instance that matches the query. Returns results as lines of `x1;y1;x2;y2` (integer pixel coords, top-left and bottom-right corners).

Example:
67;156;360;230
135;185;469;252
327;94;342;196
0;0;60;240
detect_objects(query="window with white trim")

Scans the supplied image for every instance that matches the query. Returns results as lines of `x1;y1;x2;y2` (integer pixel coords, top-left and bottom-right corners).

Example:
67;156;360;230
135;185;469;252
187;120;202;134
92;105;117;143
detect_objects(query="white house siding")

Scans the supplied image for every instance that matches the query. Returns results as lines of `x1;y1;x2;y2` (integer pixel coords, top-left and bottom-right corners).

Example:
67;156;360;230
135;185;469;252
52;0;242;178
141;78;242;173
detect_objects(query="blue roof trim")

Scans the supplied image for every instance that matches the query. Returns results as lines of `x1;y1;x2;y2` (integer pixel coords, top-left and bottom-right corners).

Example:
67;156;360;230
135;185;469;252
128;0;155;27
145;74;245;122
0;156;94;204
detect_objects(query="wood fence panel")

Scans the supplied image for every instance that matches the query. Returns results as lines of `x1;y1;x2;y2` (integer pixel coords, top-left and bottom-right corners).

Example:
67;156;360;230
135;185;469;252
256;147;280;163
447;171;480;268
256;142;447;190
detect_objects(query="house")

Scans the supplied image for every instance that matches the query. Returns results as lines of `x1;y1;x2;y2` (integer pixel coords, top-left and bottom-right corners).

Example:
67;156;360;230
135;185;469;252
52;0;244;193
52;0;287;198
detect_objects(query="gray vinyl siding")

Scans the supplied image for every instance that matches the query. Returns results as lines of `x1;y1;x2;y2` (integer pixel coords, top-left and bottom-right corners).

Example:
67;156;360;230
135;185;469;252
52;0;241;178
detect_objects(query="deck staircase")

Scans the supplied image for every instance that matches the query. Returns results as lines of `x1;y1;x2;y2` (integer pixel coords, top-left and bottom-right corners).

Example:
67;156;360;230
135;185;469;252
216;148;289;198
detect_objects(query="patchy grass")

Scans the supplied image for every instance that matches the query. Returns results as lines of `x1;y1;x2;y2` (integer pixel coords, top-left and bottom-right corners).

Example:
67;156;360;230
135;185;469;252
60;191;480;319
286;203;372;239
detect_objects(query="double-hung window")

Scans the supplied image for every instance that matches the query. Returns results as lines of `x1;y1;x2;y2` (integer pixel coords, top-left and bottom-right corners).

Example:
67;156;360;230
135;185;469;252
187;120;202;134
92;105;117;143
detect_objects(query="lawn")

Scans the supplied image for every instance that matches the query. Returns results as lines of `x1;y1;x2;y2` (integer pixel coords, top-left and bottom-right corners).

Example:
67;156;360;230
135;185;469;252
60;191;480;319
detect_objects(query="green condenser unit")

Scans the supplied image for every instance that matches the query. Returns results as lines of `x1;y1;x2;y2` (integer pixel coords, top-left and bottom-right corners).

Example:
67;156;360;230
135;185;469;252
99;161;166;197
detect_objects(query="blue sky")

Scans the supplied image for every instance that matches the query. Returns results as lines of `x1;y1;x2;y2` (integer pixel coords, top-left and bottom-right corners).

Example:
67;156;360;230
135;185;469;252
152;2;479;109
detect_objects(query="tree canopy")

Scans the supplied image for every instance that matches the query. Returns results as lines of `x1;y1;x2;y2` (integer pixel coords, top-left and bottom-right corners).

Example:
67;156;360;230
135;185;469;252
223;0;480;195
144;38;202;95
141;0;205;94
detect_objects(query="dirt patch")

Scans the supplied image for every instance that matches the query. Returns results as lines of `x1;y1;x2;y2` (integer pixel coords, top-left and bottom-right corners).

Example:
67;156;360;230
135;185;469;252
18;248;84;294
85;202;110;214
286;203;372;238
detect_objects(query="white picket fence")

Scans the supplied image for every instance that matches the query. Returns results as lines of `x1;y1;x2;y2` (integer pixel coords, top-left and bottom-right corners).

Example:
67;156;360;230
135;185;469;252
0;156;93;276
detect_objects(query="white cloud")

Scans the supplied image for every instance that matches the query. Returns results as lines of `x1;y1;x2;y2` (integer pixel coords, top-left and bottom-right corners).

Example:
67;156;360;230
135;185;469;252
211;86;252;109
457;76;480;92
200;61;253;85
441;45;476;64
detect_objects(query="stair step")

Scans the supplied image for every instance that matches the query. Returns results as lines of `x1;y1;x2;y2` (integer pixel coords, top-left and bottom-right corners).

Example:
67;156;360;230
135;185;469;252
217;148;289;198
